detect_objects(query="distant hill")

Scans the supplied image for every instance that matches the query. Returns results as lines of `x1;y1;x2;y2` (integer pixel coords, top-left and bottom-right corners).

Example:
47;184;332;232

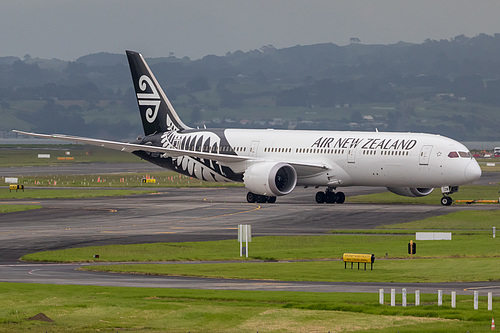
1;34;500;141
76;52;127;67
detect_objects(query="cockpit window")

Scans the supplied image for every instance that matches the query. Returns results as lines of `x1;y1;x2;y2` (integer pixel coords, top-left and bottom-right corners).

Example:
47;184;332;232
448;151;471;158
458;151;471;158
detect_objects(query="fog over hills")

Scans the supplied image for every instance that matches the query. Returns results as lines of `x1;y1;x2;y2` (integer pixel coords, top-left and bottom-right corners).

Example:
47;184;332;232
2;34;500;141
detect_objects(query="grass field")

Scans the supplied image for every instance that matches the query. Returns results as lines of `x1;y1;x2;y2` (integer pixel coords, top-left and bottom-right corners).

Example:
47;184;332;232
376;210;500;230
83;257;500;283
0;204;41;214
1;171;244;188
0;283;497;332
22;231;500;263
0;145;142;167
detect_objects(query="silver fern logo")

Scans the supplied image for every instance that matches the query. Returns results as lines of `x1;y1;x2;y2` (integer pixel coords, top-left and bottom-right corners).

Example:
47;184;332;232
137;75;160;123
160;131;231;182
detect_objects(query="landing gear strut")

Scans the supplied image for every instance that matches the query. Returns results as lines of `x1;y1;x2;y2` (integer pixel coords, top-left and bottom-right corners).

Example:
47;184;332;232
440;186;459;206
246;192;276;204
315;188;345;204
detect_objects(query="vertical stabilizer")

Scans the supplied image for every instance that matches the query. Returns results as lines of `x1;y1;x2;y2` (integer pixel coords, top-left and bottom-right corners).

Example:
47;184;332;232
126;50;191;135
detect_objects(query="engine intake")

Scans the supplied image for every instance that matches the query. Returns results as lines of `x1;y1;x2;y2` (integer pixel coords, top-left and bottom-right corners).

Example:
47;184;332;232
387;187;434;197
244;162;297;196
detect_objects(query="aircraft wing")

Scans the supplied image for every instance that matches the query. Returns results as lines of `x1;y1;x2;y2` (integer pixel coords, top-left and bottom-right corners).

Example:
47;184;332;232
12;130;249;164
13;130;329;174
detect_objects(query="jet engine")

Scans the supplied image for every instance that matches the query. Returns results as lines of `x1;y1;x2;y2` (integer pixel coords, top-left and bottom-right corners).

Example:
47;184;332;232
387;187;434;197
244;162;297;196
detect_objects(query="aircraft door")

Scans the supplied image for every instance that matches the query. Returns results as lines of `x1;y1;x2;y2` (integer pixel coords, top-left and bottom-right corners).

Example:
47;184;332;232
249;141;259;157
419;145;433;165
347;148;356;163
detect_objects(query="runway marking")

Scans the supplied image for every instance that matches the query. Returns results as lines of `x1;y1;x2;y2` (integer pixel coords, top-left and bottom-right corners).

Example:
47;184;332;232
154;232;176;234
464;286;500;291
126;204;262;228
204;207;243;210
0;204;261;235
176;204;262;223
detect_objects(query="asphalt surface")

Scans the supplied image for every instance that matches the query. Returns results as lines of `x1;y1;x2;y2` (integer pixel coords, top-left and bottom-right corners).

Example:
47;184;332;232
0;164;499;296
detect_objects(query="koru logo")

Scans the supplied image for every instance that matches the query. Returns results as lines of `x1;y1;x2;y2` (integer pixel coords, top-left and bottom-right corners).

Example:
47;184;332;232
137;75;160;123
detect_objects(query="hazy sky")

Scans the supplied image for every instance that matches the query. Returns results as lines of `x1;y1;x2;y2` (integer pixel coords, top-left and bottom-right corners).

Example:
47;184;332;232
2;0;500;60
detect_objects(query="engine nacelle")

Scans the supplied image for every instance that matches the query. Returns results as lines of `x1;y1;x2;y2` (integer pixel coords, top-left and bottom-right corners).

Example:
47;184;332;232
387;187;434;197
244;162;297;196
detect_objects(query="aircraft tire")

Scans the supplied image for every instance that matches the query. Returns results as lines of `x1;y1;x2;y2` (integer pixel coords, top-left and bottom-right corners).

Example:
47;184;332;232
246;192;256;203
440;196;452;206
315;191;326;203
267;196;277;203
256;195;268;203
336;192;346;204
325;192;337;204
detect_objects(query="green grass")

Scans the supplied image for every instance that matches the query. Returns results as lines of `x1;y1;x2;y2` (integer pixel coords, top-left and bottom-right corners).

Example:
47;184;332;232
330;210;500;235
0;204;41;214
0;283;497;332
1;171;244;188
377;210;500;230
83;257;500;283
0;145;141;167
0;188;156;200
348;185;500;204
22;232;500;262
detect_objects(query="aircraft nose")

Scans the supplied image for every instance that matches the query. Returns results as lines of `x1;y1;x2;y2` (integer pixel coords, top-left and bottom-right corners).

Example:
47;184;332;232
465;160;482;182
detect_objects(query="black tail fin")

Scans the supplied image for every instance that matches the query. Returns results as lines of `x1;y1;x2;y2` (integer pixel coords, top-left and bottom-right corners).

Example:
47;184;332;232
126;50;190;135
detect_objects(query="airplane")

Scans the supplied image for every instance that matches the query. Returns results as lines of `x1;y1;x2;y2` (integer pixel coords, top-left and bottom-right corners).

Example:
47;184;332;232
14;50;482;206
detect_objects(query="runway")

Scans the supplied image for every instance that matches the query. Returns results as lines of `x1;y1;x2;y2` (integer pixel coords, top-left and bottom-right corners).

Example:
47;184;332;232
2;186;494;263
0;164;499;295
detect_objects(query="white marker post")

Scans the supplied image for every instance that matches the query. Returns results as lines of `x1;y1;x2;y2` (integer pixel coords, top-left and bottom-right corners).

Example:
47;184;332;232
489;292;493;311
438;290;443;306
379;289;384;305
474;291;479;310
238;224;251;258
493;227;496;239
451;291;456;308
402;288;407;307
415;290;420;306
391;289;396;306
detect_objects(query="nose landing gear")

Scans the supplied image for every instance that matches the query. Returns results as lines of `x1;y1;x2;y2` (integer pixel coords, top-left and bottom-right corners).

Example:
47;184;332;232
440;186;459;206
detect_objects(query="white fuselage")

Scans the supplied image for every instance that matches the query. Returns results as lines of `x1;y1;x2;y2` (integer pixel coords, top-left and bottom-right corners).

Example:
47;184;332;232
221;129;481;188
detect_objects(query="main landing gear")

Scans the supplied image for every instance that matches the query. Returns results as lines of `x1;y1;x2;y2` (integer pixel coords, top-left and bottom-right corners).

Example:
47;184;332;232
440;186;459;206
315;188;346;204
246;192;277;204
